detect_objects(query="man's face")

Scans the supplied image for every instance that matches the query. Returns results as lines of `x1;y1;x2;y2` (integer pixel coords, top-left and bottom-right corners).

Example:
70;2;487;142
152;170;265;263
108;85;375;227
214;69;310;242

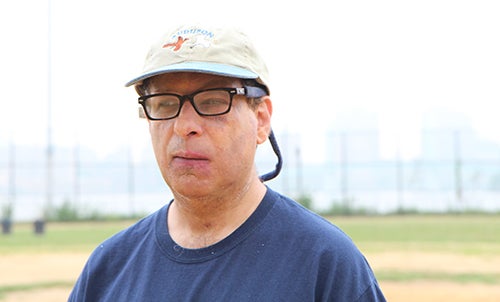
145;72;272;200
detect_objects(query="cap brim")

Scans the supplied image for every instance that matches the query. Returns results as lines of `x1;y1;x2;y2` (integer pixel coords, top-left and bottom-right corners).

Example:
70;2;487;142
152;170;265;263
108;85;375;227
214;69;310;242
125;61;259;87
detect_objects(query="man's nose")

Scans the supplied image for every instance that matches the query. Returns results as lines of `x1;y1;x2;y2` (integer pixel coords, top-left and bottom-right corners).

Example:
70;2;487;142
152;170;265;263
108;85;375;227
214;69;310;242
173;100;203;137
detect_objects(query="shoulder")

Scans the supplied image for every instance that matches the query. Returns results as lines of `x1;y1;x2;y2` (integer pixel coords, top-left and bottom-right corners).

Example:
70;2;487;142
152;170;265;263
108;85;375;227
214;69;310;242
69;206;168;300
264;189;370;268
85;206;166;267
266;189;354;247
262;189;384;300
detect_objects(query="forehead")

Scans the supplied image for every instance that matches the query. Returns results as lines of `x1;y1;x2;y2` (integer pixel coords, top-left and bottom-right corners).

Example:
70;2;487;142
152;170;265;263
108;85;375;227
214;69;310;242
146;72;242;93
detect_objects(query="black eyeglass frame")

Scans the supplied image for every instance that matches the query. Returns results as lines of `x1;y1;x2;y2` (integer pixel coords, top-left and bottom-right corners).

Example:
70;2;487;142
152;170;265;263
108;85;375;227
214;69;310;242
138;86;267;120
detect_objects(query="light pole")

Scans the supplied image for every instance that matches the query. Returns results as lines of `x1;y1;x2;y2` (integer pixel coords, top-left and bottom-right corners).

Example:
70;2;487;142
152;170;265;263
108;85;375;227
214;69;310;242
40;0;54;233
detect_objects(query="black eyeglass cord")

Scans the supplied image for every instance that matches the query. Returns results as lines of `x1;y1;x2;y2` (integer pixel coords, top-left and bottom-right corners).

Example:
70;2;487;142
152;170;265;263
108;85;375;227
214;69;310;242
259;129;283;182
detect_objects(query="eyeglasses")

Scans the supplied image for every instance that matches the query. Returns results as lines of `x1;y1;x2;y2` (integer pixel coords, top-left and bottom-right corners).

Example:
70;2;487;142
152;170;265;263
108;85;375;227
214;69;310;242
138;86;266;120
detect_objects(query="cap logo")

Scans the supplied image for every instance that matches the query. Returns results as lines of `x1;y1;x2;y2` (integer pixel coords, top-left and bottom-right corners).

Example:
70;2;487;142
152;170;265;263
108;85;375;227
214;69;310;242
163;36;189;51
162;28;214;52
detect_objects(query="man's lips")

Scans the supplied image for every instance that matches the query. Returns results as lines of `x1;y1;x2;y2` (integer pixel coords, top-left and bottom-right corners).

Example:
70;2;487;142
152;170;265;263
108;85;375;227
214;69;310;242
172;151;209;161
171;151;210;169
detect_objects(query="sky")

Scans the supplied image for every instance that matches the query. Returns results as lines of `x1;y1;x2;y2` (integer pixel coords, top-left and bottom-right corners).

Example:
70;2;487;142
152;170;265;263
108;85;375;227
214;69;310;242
0;0;499;162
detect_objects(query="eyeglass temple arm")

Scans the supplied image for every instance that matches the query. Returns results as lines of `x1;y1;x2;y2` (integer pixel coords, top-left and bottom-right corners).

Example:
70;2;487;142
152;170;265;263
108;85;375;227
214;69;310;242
259;129;283;182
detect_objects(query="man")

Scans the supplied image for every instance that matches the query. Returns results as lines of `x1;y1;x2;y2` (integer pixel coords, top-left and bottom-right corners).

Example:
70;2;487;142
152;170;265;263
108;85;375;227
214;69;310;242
69;25;386;301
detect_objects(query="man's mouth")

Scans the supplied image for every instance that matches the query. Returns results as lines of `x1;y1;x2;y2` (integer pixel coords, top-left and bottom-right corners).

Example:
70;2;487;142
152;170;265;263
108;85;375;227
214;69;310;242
173;151;208;161
171;151;210;169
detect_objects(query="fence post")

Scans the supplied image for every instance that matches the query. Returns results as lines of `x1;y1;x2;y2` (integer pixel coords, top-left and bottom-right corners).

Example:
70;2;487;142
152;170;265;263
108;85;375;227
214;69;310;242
340;132;349;209
454;130;463;208
295;146;303;197
396;136;404;211
128;147;136;217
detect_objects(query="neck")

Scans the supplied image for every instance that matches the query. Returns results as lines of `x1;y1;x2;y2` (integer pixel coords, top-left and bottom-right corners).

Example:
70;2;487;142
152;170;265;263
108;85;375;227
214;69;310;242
168;175;266;249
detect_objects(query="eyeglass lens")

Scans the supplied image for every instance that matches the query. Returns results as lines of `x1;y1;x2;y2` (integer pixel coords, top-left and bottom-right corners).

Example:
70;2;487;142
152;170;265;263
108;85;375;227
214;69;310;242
144;90;232;119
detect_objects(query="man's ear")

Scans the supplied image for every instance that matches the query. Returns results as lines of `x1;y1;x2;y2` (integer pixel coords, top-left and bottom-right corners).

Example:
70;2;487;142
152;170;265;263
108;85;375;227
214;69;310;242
256;96;273;145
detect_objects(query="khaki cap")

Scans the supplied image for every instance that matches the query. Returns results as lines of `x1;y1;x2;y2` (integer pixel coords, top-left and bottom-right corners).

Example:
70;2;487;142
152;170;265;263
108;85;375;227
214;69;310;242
125;24;270;93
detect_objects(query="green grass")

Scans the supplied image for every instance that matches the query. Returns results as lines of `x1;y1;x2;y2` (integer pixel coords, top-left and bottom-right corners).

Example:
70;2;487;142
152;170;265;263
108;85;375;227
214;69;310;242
0;220;137;254
375;270;500;284
0;282;73;300
329;215;500;254
0;215;499;298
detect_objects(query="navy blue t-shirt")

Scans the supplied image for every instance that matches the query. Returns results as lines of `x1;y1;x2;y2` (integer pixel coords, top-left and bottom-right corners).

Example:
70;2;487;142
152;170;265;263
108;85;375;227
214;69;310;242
69;188;386;301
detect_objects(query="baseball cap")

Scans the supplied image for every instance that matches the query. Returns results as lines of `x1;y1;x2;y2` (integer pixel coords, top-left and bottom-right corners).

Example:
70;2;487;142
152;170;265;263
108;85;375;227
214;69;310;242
125;25;270;94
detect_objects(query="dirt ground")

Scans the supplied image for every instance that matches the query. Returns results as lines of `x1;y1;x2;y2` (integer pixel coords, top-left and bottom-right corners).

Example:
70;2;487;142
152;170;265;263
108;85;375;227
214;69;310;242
1;252;499;301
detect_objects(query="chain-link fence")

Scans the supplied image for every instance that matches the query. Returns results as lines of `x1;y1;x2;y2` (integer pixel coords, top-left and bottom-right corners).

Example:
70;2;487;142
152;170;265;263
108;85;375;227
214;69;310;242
2;129;500;221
